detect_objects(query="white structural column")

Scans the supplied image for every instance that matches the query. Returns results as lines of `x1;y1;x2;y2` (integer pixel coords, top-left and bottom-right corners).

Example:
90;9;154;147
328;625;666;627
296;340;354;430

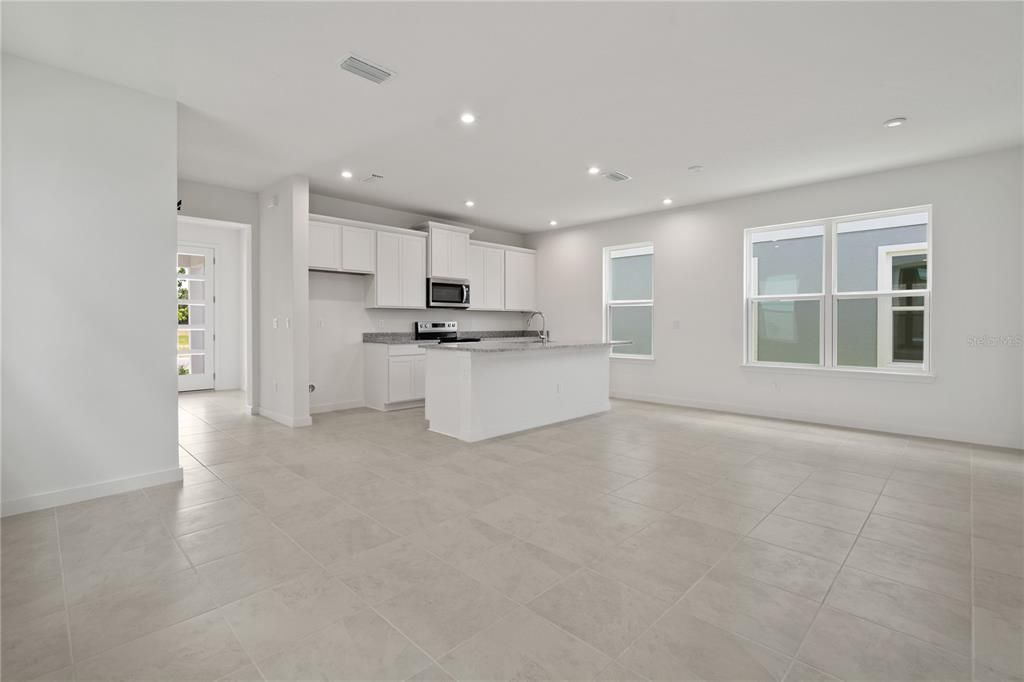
424;344;613;442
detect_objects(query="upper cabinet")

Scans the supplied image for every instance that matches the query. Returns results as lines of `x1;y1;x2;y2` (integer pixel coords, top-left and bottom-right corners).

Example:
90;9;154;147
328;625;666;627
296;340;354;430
504;248;537;312
468;242;506;311
308;216;375;274
367;229;426;309
422;222;473;279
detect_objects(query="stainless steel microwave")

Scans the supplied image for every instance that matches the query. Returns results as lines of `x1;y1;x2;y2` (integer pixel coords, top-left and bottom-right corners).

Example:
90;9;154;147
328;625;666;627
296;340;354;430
427;277;470;308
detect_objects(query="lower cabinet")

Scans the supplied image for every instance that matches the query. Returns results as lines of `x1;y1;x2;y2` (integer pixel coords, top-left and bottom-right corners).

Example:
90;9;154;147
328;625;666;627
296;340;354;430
364;344;426;410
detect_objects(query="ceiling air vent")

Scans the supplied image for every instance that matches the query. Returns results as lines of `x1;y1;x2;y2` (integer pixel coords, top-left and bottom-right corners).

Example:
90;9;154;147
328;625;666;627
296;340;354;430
339;55;394;84
362;173;384;183
604;170;632;183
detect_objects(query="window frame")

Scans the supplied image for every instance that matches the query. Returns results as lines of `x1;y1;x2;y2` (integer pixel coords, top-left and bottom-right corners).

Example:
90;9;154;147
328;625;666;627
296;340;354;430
603;242;654;360
743;205;932;376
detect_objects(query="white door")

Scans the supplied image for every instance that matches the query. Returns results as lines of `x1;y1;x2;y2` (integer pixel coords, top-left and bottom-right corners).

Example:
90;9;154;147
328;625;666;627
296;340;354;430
177;246;216;391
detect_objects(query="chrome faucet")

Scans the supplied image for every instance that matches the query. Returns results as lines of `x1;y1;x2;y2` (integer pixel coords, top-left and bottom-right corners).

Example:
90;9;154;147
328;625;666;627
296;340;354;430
526;311;548;342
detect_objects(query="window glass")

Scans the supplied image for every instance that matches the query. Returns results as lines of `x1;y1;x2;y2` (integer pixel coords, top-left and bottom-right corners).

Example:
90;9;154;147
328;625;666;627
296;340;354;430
610;254;652;301
749;226;824;295
836;220;927;292
754;300;820;364
835;298;879;367
610;306;653;356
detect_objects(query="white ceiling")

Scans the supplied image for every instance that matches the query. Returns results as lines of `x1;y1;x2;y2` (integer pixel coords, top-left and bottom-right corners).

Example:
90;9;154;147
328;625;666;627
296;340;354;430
4;2;1022;233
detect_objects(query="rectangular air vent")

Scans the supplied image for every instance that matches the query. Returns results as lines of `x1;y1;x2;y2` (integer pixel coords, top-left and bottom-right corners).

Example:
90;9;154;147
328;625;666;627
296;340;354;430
362;173;384;183
339;55;394;84
604;170;632;182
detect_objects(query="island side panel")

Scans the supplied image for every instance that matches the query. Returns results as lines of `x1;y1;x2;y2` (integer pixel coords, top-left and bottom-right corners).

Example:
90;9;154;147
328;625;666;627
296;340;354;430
467;346;611;441
424;348;474;440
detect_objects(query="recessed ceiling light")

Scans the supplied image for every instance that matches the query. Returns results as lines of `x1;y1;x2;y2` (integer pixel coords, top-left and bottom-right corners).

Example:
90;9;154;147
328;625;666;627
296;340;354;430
662;198;673;205
464;200;475;207
884;117;907;128
460;112;476;124
549;220;558;227
688;165;704;173
340;170;353;179
587;166;601;175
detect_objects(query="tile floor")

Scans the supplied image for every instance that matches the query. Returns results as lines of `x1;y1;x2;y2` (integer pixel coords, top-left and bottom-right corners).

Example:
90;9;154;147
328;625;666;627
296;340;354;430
2;390;1022;681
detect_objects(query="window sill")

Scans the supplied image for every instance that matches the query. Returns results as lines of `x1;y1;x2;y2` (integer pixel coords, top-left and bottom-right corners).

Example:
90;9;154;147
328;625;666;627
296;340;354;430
612;354;655;362
741;363;935;382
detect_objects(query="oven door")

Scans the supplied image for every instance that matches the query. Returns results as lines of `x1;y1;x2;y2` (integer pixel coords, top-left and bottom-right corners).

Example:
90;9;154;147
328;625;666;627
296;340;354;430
428;278;470;308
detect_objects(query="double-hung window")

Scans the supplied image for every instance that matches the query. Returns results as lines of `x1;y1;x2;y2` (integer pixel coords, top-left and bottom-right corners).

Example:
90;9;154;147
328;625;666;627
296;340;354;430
604;243;654;358
744;206;930;374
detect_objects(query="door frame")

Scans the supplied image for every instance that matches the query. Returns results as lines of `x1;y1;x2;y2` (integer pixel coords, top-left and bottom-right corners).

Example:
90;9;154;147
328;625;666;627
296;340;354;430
177;215;255;412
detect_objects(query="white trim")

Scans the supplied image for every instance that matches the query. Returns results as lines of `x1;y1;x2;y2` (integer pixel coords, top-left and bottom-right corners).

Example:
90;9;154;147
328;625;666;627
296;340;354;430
2;467;183;517
609;244;654;259
837;211;929;234
177;215;250;231
177;243;216;392
608;391;1018;450
603;242;654;359
310;213;427;238
256;406;313;427
310;399;366;414
749;225;826;243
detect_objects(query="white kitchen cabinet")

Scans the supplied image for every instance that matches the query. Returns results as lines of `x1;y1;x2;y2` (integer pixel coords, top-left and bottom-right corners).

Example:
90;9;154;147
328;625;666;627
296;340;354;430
364;343;426;410
340;225;375;273
468;242;506;310
422;222;472;279
308;220;341;270
504;248;537;311
367;230;426;308
308;218;375;274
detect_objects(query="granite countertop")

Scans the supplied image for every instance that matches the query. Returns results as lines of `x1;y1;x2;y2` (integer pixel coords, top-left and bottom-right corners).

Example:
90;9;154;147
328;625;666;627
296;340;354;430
363;330;539;345
424;340;632;353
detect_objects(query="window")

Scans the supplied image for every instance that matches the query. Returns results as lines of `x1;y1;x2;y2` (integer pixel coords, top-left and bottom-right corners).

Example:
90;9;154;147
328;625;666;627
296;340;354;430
604;243;653;358
745;207;930;374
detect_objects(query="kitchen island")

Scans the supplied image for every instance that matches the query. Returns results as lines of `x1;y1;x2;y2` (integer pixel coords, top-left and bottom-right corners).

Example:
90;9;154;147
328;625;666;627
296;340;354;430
423;339;627;442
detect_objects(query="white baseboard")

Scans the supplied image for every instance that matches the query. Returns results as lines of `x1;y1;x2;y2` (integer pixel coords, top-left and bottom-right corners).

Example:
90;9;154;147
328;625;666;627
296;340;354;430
610;390;1021;450
256;406;313;428
2;466;183;517
310;399;365;415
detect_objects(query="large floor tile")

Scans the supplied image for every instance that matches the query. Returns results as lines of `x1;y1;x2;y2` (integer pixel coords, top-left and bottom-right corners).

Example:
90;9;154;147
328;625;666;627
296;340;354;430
681;566;819;655
375;568;516;658
176;514;286;566
825;566;971;656
257;608;432;680
286;504;399;568
195;536;319;605
792;480;878;511
410;516;513;565
672;492;768;534
332;537;454;605
161;495;260;537
590;536;709;603
220;569;366;660
749;515;856;563
620;608;791;681
714;538;841;602
439;606;611;681
798;607;970;681
469;494;567;539
528;569;668;658
845;536;970;601
703;479;788;512
458;538;578;603
0;609;71;681
859;513;971;564
68;568;216;660
623;515;740;566
772;495;868;534
73;611;250;681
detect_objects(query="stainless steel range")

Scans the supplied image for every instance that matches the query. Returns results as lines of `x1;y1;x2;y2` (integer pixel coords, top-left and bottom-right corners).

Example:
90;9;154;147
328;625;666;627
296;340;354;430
414;321;481;344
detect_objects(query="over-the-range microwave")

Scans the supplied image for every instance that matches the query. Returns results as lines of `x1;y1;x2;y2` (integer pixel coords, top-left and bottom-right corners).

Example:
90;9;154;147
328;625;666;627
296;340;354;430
427;277;470;308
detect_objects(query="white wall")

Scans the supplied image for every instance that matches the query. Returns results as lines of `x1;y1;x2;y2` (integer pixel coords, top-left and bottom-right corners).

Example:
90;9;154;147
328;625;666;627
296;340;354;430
177;218;244;390
258;177;311;427
310;193;526;248
2;56;180;514
308;272;527;413
529;147;1024;449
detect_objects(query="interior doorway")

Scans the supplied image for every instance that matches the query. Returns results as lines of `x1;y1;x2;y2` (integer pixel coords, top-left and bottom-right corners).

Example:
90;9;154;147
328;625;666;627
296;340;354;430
176;215;254;409
177;245;216;390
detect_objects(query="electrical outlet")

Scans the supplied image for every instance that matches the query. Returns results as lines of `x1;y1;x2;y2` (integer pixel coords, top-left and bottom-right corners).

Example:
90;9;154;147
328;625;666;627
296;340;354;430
672;320;681;330
272;317;279;329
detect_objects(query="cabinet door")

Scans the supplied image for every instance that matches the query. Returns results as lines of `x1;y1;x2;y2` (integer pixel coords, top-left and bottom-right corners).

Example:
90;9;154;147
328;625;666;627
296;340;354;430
375;232;402;307
308;221;341;270
505;250;537;311
401;236;426;308
341;225;375;273
467;245;485;309
483;246;505;310
388;357;414;403
411;355;425;400
430;228;451;277
449;231;470;279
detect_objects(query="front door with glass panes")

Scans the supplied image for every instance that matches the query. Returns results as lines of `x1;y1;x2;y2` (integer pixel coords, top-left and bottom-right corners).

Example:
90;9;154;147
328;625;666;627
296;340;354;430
177;246;215;391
